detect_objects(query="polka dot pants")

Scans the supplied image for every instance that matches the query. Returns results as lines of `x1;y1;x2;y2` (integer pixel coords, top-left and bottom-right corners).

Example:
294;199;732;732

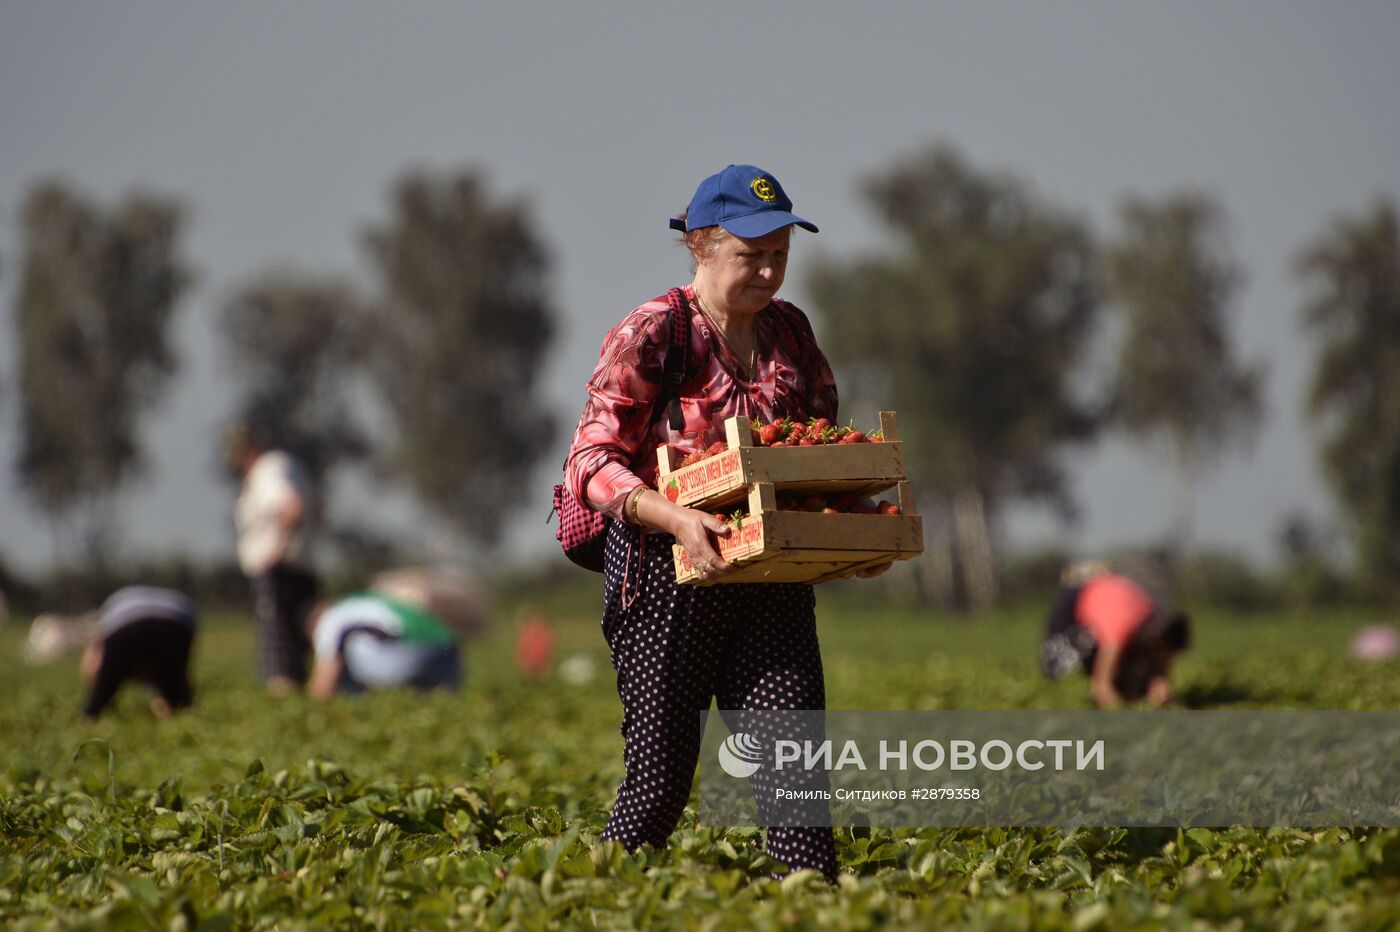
599;520;838;880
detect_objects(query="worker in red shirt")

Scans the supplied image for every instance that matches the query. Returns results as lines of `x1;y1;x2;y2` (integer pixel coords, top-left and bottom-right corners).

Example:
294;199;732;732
1041;563;1191;708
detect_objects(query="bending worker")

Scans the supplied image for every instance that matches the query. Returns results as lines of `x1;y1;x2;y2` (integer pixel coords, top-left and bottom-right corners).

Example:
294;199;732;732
306;591;461;698
1041;563;1191;708
81;585;198;720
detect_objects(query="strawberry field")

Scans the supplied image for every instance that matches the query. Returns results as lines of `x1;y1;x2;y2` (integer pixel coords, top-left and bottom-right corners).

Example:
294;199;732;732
4;584;1400;930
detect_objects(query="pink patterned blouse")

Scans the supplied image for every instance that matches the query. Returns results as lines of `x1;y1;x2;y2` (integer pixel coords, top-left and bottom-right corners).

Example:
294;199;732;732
566;285;839;521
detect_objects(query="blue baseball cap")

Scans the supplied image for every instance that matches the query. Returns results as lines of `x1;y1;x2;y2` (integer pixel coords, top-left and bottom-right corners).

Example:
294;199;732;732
669;164;819;238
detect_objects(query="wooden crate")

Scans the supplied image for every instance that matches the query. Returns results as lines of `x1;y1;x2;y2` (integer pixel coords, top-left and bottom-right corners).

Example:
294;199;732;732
672;480;924;585
660;411;923;586
657;411;908;512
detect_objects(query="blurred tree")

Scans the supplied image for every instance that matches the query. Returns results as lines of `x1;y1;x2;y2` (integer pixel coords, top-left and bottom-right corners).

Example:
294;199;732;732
807;145;1100;610
219;271;369;482
1105;192;1264;568
1273;510;1347;608
12;181;192;568
1296;197;1400;598
0;250;5;408
362;169;556;559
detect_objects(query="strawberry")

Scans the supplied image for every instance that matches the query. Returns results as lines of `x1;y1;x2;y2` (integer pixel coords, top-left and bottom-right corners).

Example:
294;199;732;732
798;436;817;446
665;478;679;502
758;423;783;445
840;430;867;444
878;501;901;515
810;417;831;434
706;441;728;456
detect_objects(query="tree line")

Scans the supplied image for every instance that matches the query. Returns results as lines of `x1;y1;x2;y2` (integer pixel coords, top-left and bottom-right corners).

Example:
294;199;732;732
3;144;1397;608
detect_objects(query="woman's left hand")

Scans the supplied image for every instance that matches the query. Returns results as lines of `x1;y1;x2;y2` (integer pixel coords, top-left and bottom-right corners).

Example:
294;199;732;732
856;561;894;579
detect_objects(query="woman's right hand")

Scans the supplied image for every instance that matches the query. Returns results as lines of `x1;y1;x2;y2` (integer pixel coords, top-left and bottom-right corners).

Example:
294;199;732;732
633;489;737;581
670;507;738;582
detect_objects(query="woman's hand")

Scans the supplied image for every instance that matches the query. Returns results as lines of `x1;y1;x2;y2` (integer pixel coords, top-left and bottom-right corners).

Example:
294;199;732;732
308;656;341;700
1145;675;1175;707
633;488;737;582
856;561;894;579
1089;642;1124;709
670;508;738;582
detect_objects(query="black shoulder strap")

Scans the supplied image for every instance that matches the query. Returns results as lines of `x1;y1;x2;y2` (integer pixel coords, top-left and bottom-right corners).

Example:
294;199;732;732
661;287;690;431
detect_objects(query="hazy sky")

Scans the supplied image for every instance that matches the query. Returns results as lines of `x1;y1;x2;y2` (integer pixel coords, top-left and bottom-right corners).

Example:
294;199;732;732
2;2;1397;573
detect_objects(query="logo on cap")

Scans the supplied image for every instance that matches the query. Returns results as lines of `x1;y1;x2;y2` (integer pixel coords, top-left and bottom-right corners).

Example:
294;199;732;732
750;177;777;202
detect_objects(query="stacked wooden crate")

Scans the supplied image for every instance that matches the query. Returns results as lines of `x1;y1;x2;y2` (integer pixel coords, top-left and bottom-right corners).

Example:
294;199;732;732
656;411;924;585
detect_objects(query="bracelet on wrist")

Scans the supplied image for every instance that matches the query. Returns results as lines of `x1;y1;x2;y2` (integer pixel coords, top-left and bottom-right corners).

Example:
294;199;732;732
627;487;646;526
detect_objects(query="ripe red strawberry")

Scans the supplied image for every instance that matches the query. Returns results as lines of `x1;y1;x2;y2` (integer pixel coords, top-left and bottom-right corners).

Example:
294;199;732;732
706;441;728;456
840;431;867;444
810;417;831;434
877;501;901;515
758;423;783;445
798;436;817;446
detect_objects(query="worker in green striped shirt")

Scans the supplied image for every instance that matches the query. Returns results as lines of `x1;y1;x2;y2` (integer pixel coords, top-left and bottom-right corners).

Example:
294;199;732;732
306;591;461;698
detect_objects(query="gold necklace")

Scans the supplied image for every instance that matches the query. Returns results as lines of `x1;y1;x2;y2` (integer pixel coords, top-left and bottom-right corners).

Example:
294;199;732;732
693;289;757;380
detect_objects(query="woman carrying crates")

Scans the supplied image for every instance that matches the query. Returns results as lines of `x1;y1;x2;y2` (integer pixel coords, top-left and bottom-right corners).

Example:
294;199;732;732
564;164;890;880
